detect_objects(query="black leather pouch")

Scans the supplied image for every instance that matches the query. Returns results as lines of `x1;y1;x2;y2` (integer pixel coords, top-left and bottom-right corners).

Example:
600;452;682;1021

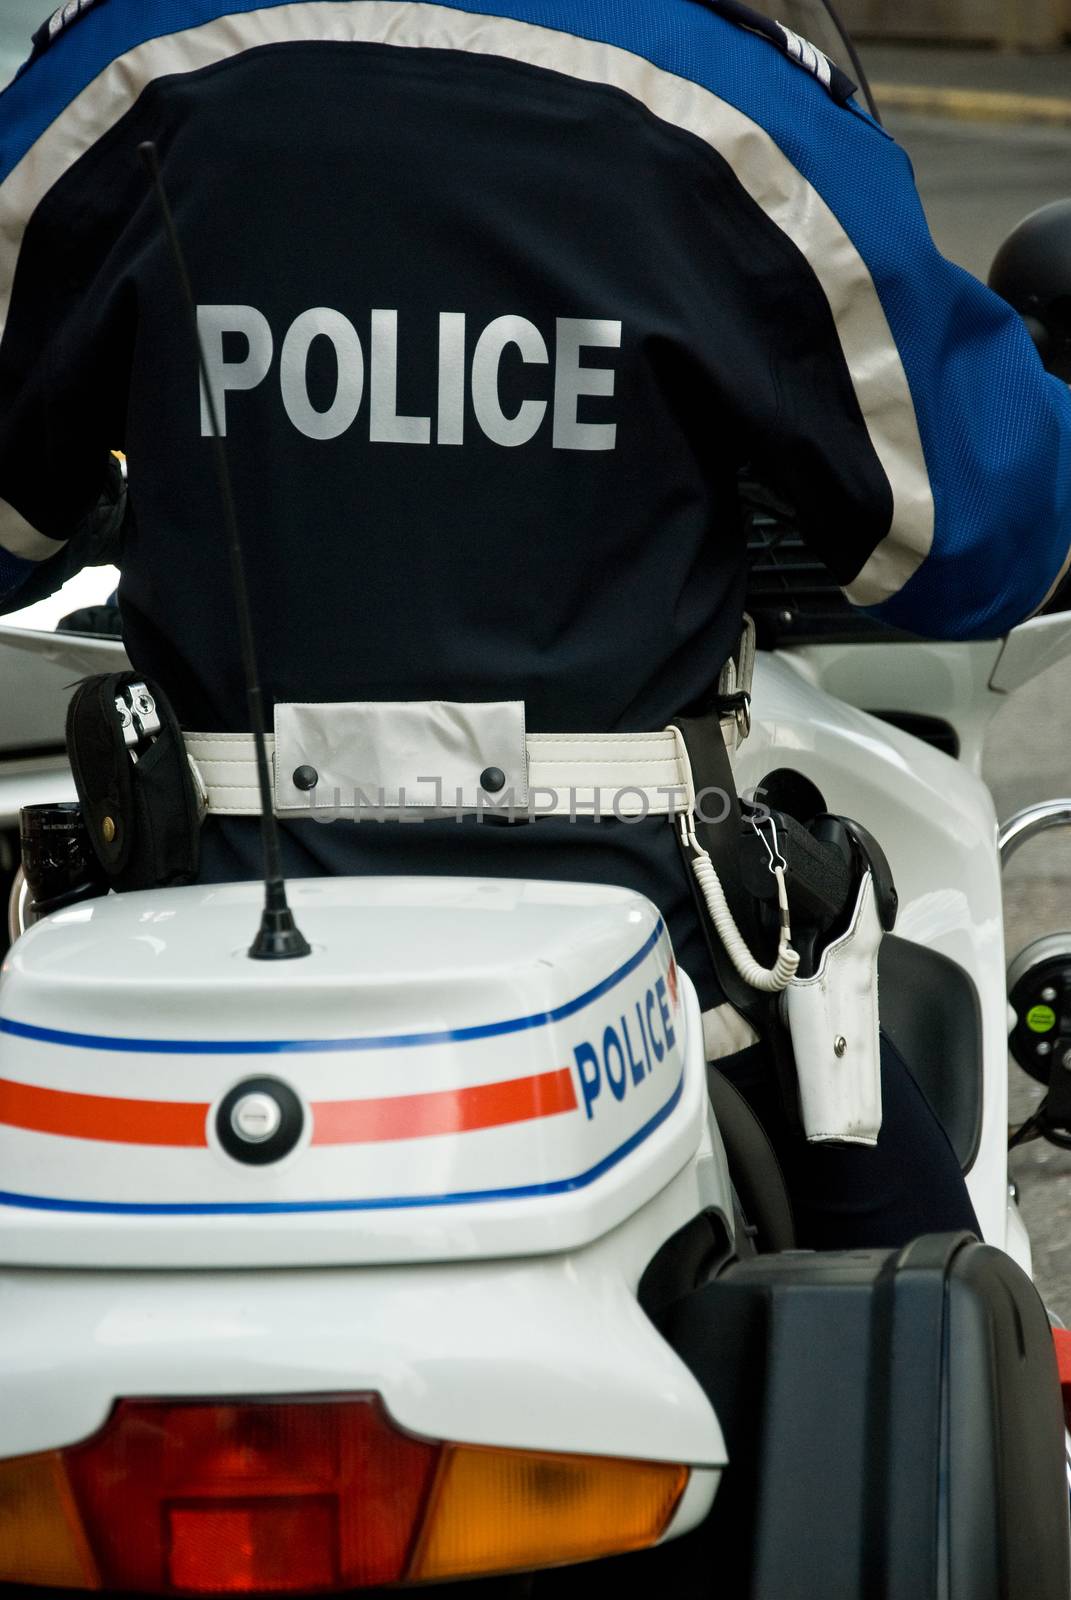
65;673;201;891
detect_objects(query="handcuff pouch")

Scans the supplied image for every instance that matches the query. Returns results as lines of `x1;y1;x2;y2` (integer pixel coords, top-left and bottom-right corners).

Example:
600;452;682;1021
66;672;201;892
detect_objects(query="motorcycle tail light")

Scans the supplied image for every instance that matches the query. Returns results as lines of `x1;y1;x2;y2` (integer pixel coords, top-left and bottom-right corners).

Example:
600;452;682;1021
0;1395;689;1592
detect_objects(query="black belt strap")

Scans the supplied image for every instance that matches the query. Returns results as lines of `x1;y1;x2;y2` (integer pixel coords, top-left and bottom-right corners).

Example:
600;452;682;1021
672;712;772;1024
674;712;805;1129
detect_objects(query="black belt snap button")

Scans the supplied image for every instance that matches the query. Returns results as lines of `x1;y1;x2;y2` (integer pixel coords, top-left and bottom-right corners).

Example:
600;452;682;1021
480;766;506;794
293;764;319;791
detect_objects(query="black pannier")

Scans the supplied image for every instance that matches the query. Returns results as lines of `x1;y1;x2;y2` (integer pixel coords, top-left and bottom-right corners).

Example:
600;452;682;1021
657;1232;1070;1599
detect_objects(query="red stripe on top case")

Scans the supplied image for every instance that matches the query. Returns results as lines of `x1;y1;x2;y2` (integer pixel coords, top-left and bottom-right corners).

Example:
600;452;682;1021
311;1067;579;1144
0;1068;579;1147
0;1077;209;1145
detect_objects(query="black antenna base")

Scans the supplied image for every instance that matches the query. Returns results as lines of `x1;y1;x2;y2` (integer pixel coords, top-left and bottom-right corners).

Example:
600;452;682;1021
249;905;312;961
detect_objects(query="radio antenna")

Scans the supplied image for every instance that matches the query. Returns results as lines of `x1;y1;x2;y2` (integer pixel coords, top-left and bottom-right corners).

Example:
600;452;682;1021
138;140;310;960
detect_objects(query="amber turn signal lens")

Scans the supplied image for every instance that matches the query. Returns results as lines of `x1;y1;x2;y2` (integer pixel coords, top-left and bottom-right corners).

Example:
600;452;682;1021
411;1442;689;1582
0;1451;99;1589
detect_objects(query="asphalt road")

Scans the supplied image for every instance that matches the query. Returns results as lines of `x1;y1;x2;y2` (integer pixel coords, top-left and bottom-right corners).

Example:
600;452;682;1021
0;2;42;87
885;107;1071;1318
887;107;1071;280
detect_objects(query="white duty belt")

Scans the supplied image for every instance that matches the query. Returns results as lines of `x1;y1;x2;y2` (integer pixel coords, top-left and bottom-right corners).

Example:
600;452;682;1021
183;704;738;822
182;624;800;999
184;706;798;993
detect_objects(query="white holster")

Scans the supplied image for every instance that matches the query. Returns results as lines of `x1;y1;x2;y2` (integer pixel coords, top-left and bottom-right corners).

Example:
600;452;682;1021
784;871;884;1146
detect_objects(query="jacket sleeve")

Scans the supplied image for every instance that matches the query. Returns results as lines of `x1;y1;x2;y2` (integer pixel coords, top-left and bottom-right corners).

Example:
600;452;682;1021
0;49;127;613
0;457;127;617
0;290;123;616
733;98;1071;641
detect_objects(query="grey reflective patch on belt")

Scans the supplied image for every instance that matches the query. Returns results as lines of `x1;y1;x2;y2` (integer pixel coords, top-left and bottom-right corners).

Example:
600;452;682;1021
272;699;529;813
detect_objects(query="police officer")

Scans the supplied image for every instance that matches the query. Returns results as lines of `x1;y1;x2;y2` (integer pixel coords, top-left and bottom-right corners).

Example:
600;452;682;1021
1;0;1069;1247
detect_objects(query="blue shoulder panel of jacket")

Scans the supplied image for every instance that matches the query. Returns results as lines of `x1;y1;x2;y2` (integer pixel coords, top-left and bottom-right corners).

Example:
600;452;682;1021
16;0;857;103
695;0;857;105
23;0;109;72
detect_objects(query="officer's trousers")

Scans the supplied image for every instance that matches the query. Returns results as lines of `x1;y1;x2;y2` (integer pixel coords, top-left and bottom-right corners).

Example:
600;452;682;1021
718;1033;980;1250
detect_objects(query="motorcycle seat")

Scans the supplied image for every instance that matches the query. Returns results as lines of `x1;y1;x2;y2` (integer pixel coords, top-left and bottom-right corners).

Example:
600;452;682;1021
877;935;984;1173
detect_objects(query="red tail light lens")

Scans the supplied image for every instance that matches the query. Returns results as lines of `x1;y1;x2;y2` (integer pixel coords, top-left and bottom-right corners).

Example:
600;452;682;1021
1053;1326;1071;1431
166;1500;336;1593
65;1395;438;1593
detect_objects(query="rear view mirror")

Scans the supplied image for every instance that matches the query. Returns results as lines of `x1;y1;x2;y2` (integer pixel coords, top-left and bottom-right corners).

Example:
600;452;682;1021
989;199;1071;381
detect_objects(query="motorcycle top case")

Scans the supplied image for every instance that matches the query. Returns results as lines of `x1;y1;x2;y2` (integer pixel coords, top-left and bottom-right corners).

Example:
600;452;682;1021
657;1232;1070;1600
0;875;706;1269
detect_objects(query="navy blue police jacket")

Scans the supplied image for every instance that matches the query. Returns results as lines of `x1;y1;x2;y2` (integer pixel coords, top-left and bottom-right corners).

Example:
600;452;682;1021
0;0;1069;1008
